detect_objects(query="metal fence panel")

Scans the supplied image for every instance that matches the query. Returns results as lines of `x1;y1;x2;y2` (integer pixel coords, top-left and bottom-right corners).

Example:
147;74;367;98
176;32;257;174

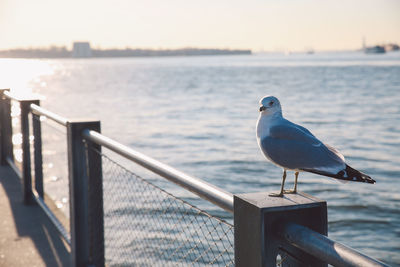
92;148;234;266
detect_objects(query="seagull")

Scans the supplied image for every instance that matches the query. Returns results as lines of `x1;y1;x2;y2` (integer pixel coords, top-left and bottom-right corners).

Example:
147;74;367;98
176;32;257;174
256;95;375;197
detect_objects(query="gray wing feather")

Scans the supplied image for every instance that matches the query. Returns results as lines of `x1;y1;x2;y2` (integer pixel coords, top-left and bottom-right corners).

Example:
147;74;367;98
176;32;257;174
269;123;320;145
325;144;345;161
261;124;344;171
290;121;316;138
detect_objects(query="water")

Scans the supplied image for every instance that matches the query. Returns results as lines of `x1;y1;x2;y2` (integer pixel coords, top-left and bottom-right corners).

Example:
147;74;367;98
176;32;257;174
1;51;399;265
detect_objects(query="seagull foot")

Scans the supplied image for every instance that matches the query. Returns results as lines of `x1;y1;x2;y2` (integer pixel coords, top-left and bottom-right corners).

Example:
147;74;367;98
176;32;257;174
283;189;297;194
269;192;284;197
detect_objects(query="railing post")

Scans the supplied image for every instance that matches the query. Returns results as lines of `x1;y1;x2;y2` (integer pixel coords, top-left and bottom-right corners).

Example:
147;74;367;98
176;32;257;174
0;89;13;165
85;128;104;267
20;99;40;205
32;108;44;198
234;191;328;267
67;119;103;267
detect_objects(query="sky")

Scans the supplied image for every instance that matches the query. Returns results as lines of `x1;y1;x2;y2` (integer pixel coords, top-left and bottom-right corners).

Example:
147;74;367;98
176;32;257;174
0;0;399;52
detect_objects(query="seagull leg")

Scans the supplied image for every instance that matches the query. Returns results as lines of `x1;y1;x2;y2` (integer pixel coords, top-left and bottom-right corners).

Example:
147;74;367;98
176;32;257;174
284;171;299;194
269;170;286;197
294;171;299;192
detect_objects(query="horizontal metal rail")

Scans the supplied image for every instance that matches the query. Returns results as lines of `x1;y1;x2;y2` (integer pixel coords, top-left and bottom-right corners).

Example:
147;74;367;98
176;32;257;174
2;91;67;125
32;191;71;245
3;90;38;102
82;129;234;212
30;104;68;126
281;222;389;267
3;90;21;101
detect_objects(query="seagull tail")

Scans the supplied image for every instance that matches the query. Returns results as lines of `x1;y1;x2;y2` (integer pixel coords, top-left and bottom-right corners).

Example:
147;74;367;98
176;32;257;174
302;164;376;184
341;164;376;184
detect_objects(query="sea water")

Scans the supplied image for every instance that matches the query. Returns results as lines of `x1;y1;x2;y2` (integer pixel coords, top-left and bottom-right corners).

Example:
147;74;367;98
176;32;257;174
1;51;399;265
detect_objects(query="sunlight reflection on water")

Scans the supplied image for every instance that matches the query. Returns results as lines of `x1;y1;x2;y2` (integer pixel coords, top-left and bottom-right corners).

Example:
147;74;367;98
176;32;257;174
0;58;53;97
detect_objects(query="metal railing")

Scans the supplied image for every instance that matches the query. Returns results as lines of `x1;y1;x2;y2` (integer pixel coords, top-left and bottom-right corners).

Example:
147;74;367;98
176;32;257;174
0;89;102;266
82;129;234;212
0;88;391;267
84;130;389;267
0;90;71;244
30;103;68;126
281;223;388;267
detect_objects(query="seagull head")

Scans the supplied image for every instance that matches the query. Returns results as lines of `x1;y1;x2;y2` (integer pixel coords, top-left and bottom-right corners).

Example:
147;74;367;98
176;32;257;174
259;95;282;116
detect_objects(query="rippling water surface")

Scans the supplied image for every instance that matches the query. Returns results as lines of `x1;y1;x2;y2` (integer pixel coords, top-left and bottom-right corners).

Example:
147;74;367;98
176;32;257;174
1;51;399;265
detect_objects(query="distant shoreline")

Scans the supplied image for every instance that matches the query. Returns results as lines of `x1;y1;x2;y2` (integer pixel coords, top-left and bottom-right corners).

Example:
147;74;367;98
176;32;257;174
0;47;251;59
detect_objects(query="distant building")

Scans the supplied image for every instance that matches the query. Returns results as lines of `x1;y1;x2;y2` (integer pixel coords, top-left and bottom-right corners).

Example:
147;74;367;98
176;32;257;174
72;42;92;58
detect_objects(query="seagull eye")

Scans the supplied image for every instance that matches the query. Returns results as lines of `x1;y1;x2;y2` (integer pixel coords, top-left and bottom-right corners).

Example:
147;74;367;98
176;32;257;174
269;101;274;106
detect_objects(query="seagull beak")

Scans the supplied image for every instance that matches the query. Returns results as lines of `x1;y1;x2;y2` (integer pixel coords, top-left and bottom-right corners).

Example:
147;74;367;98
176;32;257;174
259;106;266;112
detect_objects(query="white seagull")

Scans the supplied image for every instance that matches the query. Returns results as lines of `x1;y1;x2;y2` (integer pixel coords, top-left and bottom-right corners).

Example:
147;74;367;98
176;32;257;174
256;95;375;197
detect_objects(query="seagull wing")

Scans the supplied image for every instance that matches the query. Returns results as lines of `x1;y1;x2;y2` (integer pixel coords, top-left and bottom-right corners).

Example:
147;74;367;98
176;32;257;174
260;122;345;173
325;143;345;161
260;121;375;183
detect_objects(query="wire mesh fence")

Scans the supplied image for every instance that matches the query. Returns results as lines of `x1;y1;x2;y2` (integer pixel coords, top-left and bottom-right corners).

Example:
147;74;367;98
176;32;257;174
91;147;235;267
36;114;70;232
39;115;69;212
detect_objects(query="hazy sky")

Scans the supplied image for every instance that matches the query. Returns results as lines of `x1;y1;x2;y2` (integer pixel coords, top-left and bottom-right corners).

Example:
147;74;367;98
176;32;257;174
1;0;399;51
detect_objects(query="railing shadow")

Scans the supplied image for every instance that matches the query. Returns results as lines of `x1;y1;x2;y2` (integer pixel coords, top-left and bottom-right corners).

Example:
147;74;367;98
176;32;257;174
0;165;70;266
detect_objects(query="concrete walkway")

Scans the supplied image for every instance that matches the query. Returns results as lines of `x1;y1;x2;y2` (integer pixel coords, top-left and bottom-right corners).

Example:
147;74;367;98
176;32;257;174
0;165;70;267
